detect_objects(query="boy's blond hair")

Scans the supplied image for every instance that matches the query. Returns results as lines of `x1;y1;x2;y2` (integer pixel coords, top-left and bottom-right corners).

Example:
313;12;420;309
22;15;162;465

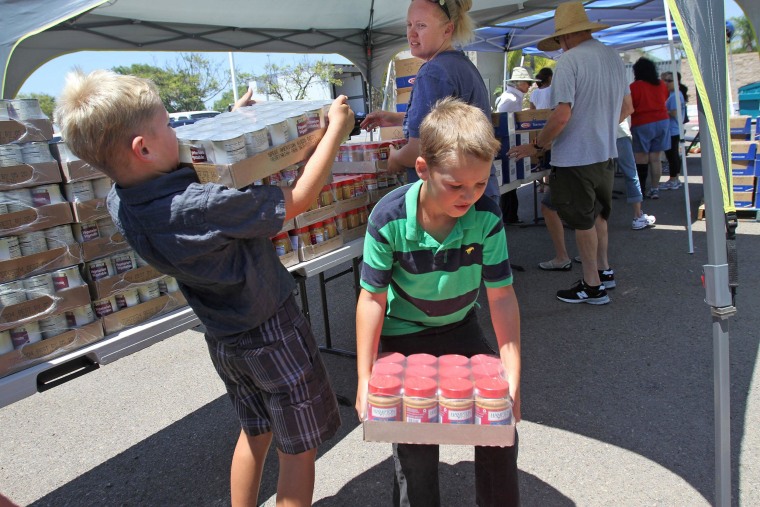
419;97;500;169
54;69;164;177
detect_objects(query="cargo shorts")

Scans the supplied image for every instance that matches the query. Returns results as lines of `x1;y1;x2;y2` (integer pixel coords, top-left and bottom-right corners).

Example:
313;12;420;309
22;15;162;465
549;159;615;230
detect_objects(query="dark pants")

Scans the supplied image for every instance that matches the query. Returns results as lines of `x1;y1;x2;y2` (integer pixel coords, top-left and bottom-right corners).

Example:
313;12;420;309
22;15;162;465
664;135;681;178
500;190;520;223
380;311;520;507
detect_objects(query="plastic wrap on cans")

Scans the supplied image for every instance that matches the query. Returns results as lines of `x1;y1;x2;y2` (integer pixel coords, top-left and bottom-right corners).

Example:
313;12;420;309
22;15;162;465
0;280;27;307
0;329;13;354
0;144;23;167
93;295;118;317
72;221;100;243
86;256;116;282
115;287;140;309
284;112;310;139
18;230;48;256
9;99;45;120
0;236;22;261
243;126;270;156
51;266;84;291
265;117;291;147
1;188;33;212
96;218;119;239
22;272;56;298
44;225;77;250
92;178;113;199
30;184;65;207
20;142;54;164
10;321;42;348
0;101;10;121
65;304;95;327
206;131;247;165
137;281;161;302
110;250;137;274
64;180;95;203
39;313;69;339
159;276;180;293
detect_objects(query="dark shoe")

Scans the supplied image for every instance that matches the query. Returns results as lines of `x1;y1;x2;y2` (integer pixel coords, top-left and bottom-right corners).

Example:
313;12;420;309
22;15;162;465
598;269;615;289
538;259;572;271
556;280;610;305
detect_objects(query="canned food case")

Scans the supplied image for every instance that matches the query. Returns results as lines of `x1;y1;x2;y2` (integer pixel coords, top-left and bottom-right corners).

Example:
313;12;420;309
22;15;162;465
0;284;91;330
87;264;165;300
363;420;515;447
0;243;82;284
0;202;73;237
101;290;188;335
0;161;61;191
51;142;108;182
0;119;54;144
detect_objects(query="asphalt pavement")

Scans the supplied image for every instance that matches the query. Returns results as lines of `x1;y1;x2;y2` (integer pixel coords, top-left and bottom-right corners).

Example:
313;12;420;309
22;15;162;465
1;155;759;506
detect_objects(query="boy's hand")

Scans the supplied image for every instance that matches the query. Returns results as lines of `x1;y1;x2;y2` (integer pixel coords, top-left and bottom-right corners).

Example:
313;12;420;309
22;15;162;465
355;378;369;422
361;110;394;131
327;95;355;140
231;88;255;112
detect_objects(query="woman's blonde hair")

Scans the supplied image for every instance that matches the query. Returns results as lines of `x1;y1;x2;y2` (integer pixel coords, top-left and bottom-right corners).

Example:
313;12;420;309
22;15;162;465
419;97;500;169
414;0;476;46
54;69;164;177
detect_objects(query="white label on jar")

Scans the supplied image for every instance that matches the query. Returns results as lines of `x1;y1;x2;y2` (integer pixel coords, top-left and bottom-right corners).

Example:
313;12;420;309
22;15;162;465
111;251;136;274
93;296;117;317
39;313;69;339
0;280;27;306
64;180;95;203
10;321;42;347
44;225;77;249
73;222;100;243
30;184;64;206
0;145;23;167
2;188;32;212
87;258;115;281
115;288;140;309
0;236;22;261
66;304;95;327
22;273;56;297
137;282;161;302
18;231;48;256
244;128;270;156
21;143;53;164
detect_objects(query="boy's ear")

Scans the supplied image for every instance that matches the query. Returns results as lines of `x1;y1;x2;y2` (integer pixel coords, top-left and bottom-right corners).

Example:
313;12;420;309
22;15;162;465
415;156;429;181
131;135;151;162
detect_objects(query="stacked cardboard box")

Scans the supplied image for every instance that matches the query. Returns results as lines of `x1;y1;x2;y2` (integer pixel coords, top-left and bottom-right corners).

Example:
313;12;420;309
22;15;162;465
730;140;758;207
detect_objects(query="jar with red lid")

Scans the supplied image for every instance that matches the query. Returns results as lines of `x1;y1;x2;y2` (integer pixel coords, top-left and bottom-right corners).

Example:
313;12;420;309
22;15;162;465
470;354;501;366
347;208;360;229
323;217;338;239
471;362;504;381
335;212;348;233
342;177;356;200
405;363;437;380
350;144;365;162
376;352;406;365
291;227;311;249
308;222;325;244
320;184;334;207
372;361;404;378
439;354;469;368
439;377;475;424
407;353;437;367
358;206;369;225
272;232;291;256
365;173;378;192
402;376;439;423
438;365;471;380
367;375;403;422
364;142;381;161
378;142;392;160
331;181;343;201
474;377;512;425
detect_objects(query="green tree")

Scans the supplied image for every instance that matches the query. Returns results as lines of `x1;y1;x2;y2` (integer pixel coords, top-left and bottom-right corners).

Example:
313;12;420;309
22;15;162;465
256;58;343;101
113;53;225;112
16;92;56;118
730;15;758;53
212;72;255;112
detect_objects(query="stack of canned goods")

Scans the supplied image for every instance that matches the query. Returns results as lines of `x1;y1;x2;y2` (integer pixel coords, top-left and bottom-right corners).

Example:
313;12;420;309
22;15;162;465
335;205;369;234
365;353;513;425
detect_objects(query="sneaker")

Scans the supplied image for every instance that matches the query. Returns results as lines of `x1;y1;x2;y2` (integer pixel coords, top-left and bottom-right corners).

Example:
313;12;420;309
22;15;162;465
647;188;660;200
598;269;616;289
631;213;656;230
660;179;683;190
557;279;610;304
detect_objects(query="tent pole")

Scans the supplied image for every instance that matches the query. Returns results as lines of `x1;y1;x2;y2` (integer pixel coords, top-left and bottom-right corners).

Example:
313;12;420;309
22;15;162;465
664;2;693;254
228;52;239;103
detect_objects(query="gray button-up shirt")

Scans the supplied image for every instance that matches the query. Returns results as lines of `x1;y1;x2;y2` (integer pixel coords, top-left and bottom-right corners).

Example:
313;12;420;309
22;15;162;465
108;167;295;340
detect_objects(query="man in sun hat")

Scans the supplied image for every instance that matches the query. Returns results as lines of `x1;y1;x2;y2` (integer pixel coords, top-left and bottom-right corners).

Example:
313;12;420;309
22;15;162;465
495;66;538;113
509;1;633;305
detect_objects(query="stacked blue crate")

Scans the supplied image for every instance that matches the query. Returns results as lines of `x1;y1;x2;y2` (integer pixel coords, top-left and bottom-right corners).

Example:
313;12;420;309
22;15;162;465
730;141;757;208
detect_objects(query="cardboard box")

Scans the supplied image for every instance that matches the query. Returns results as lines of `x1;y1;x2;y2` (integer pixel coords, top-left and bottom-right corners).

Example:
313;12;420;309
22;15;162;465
279;218;295;234
734;191;755;207
369;185;399;204
730;140;758;160
189;128;325;189
332;160;387;175
514;109;551;131
101;291;188;335
0;244;82;284
0;161;62;190
0;320;104;379
0;285;91;331
79;233;130;262
87;265;165;300
298;234;343;262
731;160;756;177
732;175;756;193
394;57;424;92
0;202;73;236
497;134;531;184
70;197;110;223
494;160;504;187
396;90;412;113
51;143;106;182
378;127;405;141
340;223;367;244
278;250;299;269
335;193;370;214
363;420;515;447
294;204;336;229
0;119;54;144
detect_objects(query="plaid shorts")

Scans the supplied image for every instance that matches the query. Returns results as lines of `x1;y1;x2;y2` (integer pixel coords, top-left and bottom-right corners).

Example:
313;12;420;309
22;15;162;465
205;294;341;455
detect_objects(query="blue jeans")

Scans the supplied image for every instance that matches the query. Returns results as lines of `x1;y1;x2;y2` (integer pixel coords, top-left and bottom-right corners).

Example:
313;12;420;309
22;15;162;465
616;136;643;204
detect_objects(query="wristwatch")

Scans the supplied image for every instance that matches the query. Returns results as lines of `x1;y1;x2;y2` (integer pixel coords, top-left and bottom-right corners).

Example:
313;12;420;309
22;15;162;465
532;139;544;154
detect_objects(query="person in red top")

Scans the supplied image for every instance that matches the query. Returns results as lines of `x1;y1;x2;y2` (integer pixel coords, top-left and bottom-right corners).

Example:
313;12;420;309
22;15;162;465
629;57;670;199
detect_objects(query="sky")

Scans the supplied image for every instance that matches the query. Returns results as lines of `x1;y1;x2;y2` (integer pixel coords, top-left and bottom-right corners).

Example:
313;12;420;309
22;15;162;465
16;0;748;105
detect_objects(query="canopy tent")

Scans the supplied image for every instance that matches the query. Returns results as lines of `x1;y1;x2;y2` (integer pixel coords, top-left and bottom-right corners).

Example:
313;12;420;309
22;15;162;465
0;1;754;505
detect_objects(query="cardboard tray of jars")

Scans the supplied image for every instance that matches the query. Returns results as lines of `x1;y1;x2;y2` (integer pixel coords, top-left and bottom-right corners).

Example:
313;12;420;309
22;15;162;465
363;420;515;447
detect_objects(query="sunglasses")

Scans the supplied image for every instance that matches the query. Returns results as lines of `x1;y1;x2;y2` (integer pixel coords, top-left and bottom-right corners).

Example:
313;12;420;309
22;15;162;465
429;0;451;20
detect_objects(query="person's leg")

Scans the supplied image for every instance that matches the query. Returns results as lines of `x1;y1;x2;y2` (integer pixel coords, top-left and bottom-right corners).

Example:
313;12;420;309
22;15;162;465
475;432;520;507
392;444;441;507
648;151;663;191
595;215;609;271
541;203;571;266
501;189;520;224
576;226;599;286
615;136;645;219
231;430;272;507
276;448;318;507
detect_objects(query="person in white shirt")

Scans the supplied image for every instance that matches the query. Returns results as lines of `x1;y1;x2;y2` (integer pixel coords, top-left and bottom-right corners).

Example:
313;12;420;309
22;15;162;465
495;67;537;113
529;67;553;110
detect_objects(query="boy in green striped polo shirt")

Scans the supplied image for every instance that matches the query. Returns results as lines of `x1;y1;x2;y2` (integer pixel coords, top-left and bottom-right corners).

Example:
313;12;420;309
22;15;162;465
355;97;521;506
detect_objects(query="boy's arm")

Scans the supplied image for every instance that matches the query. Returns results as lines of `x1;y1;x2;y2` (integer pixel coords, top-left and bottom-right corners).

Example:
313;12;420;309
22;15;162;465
281;95;354;220
486;284;522;422
355;288;387;421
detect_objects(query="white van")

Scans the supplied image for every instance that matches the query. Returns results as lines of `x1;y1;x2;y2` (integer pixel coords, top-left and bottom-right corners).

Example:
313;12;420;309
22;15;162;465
169;110;220;127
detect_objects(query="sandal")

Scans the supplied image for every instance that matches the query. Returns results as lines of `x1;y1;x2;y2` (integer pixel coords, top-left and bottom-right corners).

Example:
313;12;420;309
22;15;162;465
538;259;572;271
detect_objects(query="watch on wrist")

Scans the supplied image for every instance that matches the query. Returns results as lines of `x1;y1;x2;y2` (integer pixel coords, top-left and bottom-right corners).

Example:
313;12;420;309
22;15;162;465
533;139;544;152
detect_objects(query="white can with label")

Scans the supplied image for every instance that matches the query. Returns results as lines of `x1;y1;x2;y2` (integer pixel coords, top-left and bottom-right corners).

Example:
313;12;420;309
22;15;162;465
30;184;65;207
86;257;116;281
209;133;247;164
63;180;95;203
0;330;13;354
96;218;119;239
72;221;100;243
0;280;27;307
20;142;54;164
51;266;85;291
0;144;23;167
243;126;270;156
92;178;113;199
39;313;69;339
44;225;77;250
159;276;180;293
0;236;22;261
115;288;140;309
65;304;95;327
92;296;118;317
110;250;137;274
22;272;56;298
18;230;48;256
10;321;42;348
137;281;161;303
265;118;291;147
1;188;33;212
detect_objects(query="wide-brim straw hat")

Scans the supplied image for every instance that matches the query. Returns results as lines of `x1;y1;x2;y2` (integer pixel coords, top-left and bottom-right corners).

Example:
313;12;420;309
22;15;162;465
506;66;538;83
537;2;610;52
